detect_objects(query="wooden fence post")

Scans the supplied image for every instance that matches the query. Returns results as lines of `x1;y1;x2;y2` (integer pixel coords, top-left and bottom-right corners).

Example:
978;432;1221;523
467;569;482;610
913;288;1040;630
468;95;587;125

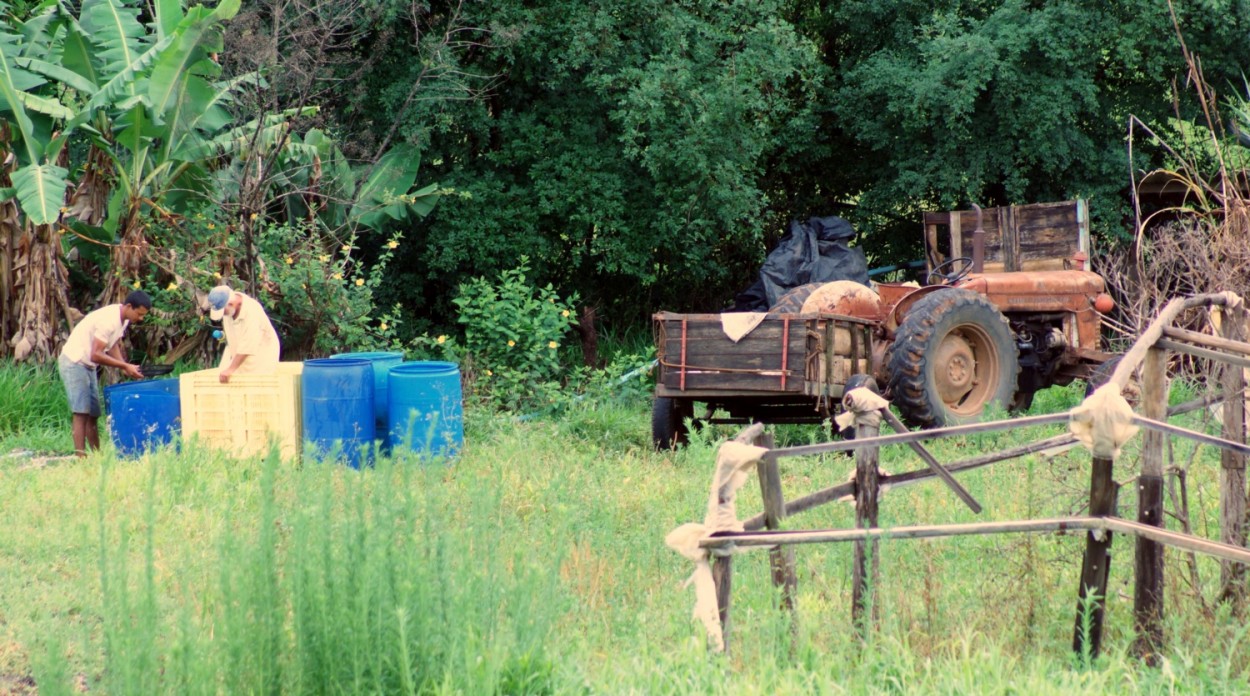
1220;305;1248;603
1134;346;1168;663
852;407;882;638
756;432;799;642
712;555;732;653
1074;453;1120;659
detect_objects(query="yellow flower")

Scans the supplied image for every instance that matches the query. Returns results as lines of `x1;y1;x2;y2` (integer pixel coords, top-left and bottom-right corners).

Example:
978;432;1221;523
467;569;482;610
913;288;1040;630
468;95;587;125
166;282;177;291
132;280;141;289
341;245;352;253
507;340;515;347
561;309;570;318
319;254;329;263
206;223;216;230
249;213;259;221
213;272;221;279
332;272;343;280
380;322;389;331
437;335;447;344
548;341;557;349
355;278;365;286
485;369;493;377
285;256;294;265
386;240;399;249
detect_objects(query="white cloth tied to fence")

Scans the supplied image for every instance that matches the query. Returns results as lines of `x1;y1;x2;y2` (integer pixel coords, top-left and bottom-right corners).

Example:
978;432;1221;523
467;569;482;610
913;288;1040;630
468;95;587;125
834;387;889;431
1068;383;1139;458
720;312;769;343
665;440;768;652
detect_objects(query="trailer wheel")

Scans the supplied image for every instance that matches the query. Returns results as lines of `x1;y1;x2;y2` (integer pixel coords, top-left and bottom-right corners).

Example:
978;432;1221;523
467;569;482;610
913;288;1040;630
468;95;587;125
652;397;693;450
886;289;1019;428
1083;356;1140;405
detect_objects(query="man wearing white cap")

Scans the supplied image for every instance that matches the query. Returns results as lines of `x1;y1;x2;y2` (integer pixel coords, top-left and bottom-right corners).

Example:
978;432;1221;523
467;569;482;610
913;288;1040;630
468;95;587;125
206;285;281;383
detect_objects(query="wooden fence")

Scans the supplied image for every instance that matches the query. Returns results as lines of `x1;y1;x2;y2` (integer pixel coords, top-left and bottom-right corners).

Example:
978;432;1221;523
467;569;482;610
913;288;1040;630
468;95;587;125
694;292;1250;661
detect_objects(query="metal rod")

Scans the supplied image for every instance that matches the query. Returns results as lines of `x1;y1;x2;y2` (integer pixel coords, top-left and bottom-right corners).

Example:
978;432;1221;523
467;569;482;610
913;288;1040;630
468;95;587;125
1131;415;1250;457
705;518;1105;548
1161;325;1250;357
773;413;1071;458
880;408;982;513
1156;338;1250;370
703;518;1250;567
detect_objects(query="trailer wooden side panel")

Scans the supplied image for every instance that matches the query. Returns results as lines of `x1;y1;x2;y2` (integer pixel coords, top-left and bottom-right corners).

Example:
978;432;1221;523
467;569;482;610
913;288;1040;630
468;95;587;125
655;313;808;394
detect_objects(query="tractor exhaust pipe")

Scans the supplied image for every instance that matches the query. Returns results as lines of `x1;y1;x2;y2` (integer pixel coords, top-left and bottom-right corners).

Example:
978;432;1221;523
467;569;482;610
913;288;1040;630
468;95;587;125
970;203;985;274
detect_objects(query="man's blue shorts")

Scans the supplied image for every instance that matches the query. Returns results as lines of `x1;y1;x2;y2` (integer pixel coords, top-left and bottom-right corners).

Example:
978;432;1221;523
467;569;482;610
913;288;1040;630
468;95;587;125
58;354;101;417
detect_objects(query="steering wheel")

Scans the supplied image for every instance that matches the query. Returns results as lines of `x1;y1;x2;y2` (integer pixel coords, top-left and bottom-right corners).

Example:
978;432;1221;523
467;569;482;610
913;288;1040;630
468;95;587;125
926;256;975;286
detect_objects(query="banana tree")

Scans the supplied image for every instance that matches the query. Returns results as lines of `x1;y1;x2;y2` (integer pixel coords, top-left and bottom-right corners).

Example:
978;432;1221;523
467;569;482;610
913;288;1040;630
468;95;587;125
70;0;243;303
0;12;77;360
0;0;245;360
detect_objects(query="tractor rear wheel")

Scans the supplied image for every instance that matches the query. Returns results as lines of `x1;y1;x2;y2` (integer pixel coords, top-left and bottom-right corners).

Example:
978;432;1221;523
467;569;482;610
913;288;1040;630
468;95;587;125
886;289;1019;428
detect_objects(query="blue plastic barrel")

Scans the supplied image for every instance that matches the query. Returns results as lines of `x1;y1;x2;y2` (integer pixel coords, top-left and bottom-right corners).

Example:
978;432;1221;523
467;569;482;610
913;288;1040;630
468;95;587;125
329;351;404;429
104;378;181;457
387;361;464;458
302;358;376;468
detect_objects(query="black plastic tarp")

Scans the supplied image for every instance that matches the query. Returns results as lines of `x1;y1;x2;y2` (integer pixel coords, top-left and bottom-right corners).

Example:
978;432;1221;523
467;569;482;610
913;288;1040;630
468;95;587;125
732;216;869;311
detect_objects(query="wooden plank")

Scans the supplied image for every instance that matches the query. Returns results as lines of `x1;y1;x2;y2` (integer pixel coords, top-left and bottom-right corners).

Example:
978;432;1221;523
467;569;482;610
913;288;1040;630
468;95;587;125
1073;456;1118;659
1002;206;1020;272
713;555;732;653
1133;347;1168;663
757;437;799;644
853;410;881;637
1219;305;1247;602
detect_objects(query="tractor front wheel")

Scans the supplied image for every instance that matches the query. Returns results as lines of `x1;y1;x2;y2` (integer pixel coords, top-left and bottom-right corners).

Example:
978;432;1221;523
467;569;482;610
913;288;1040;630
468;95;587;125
886;289;1019;429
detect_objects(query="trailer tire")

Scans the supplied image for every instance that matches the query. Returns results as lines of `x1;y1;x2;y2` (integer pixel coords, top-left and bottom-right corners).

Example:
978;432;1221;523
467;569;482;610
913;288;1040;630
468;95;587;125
652;397;693;450
886;289;1019;429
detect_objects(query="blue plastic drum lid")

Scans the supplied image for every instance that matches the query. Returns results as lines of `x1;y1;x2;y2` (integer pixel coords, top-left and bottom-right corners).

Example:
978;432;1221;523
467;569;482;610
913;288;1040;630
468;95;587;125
329;351;404;425
302;358;376;468
387;361;464;458
104;378;181;457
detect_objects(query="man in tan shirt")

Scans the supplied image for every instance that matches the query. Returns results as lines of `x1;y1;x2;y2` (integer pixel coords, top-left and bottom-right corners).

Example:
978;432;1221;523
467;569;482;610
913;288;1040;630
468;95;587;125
206;285;281;383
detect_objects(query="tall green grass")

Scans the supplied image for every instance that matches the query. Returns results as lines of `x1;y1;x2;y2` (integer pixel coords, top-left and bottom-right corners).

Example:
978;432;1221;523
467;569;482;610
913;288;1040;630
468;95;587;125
2;359;1248;694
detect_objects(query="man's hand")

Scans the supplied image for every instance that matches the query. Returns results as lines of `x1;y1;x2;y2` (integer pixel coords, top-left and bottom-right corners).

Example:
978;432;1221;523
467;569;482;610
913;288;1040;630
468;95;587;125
123;363;144;380
219;368;235;384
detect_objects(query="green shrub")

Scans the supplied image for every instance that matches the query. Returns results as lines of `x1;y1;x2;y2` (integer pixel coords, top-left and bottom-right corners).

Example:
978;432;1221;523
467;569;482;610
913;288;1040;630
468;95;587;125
453;259;579;410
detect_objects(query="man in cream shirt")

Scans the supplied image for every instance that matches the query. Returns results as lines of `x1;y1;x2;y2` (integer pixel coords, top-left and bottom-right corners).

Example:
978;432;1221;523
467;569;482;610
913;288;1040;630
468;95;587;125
206;285;281;383
58;290;152;456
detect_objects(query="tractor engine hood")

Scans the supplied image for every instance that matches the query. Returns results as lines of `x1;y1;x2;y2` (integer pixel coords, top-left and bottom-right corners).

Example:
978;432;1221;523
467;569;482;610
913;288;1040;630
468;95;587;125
956;270;1107;313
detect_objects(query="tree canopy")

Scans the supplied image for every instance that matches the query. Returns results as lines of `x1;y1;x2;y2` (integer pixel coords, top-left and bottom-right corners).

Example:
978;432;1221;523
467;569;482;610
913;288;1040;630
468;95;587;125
5;0;1249;352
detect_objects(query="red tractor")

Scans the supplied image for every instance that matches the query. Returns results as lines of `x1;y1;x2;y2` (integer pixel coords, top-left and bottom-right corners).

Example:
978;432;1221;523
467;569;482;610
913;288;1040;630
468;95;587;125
652;200;1114;447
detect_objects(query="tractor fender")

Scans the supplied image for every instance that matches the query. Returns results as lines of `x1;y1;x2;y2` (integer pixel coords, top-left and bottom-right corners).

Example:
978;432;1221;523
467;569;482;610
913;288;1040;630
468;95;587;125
881;285;948;333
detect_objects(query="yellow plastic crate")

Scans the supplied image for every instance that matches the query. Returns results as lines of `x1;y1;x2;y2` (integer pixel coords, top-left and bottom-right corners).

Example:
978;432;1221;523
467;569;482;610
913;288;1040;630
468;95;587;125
180;362;304;460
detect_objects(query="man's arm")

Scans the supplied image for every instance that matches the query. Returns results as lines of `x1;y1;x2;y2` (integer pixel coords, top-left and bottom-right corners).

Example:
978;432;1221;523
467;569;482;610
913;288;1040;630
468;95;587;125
93;338;143;379
219;352;250;383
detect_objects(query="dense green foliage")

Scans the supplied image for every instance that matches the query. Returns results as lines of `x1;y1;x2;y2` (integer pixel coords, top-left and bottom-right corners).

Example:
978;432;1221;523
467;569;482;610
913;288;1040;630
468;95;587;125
277;0;1250;332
